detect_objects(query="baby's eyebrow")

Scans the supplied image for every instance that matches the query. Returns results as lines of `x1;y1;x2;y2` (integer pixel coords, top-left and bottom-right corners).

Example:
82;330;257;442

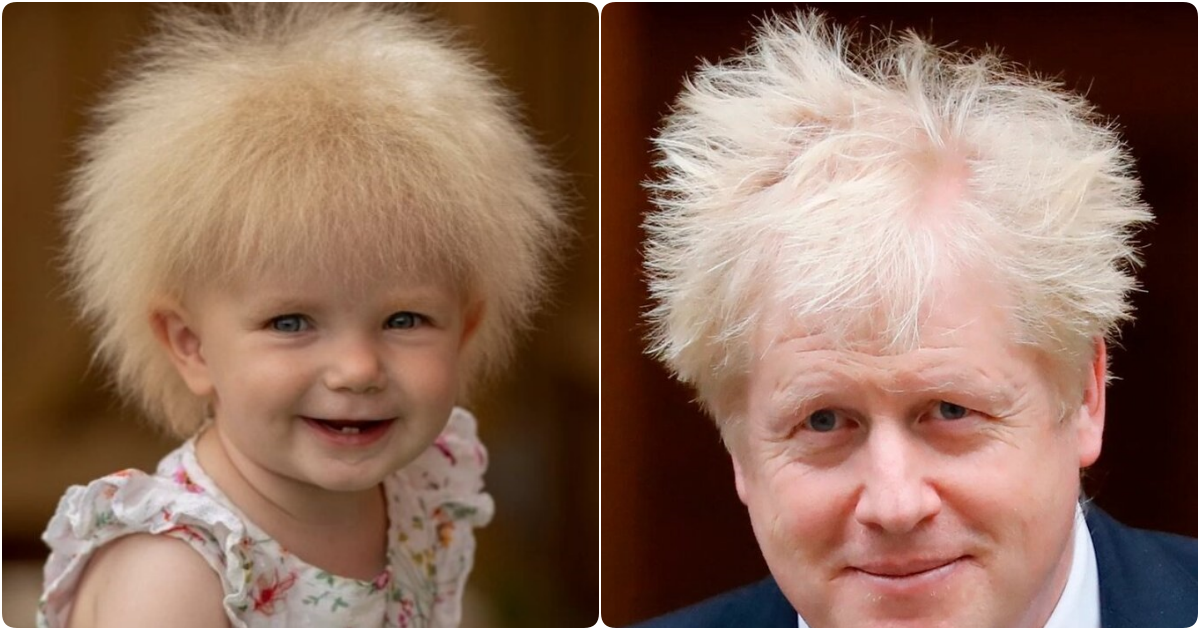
250;297;323;315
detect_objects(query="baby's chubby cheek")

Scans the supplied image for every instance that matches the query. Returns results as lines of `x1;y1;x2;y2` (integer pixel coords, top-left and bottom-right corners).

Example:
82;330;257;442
407;370;461;414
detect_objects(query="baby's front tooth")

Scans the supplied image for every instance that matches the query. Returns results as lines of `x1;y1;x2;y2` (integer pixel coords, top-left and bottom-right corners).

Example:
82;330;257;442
341;426;361;435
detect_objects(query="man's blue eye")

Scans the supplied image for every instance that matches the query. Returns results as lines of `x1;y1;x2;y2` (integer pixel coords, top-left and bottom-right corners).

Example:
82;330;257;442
938;401;968;420
269;315;307;333
808;409;838;432
386;312;423;329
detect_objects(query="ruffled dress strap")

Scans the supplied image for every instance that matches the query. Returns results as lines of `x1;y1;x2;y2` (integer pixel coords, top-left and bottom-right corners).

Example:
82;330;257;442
385;407;494;627
37;444;262;628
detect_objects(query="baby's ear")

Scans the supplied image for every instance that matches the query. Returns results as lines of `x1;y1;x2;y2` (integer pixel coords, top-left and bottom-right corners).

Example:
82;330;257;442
461;301;485;346
149;303;214;398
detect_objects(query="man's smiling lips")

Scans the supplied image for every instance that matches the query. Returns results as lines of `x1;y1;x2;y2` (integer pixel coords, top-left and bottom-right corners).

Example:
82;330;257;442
846;556;969;594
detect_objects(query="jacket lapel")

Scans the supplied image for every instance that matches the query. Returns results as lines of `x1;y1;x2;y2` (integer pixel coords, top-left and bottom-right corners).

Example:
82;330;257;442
1086;506;1198;627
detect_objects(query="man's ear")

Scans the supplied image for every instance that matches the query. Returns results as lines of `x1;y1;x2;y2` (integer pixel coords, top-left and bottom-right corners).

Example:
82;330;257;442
1076;337;1107;468
721;409;752;505
733;456;749;505
149;304;214;398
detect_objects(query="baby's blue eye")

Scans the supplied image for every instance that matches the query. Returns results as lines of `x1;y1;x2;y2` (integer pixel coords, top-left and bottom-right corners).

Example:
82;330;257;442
386;312;423;329
938;401;968;420
269;315;308;333
808;409;838;432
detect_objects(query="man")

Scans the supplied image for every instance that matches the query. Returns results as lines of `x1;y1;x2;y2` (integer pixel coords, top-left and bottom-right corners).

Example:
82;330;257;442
638;11;1196;628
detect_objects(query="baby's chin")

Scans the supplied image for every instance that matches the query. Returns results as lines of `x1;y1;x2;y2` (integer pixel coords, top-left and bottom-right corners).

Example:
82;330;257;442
292;451;417;494
306;473;391;494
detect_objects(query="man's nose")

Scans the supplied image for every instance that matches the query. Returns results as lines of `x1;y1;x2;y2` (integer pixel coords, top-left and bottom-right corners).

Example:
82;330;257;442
853;423;942;533
322;334;388;394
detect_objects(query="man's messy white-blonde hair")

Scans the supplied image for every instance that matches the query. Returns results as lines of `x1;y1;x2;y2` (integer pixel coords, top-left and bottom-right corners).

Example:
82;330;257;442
64;4;564;437
644;11;1151;422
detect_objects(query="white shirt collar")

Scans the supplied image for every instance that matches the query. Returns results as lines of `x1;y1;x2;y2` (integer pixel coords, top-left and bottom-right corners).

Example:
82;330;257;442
796;503;1100;628
1044;503;1101;627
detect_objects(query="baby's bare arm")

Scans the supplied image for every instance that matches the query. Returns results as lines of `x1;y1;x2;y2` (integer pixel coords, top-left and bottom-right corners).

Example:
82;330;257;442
68;533;228;628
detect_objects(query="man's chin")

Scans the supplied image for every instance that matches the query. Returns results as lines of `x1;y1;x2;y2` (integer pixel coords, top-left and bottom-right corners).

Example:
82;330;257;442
817;606;990;629
839;616;977;628
794;580;993;628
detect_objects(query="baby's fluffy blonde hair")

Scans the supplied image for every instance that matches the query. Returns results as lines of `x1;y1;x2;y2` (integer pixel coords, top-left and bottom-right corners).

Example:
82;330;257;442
64;4;563;437
644;11;1151;421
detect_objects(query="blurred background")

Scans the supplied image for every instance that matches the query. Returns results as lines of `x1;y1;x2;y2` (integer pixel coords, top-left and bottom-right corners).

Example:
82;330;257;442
3;3;597;627
602;3;1196;627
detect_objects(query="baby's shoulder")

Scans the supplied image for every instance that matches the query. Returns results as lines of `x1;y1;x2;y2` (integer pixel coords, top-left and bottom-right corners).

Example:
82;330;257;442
43;457;244;555
39;454;257;627
67;532;228;627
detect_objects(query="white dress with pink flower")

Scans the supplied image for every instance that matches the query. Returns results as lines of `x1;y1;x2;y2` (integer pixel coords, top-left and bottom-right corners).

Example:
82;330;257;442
37;407;494;628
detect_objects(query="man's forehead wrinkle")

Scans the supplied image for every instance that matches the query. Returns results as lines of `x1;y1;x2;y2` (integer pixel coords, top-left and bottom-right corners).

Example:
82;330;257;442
880;362;1015;402
762;339;1022;408
763;304;997;353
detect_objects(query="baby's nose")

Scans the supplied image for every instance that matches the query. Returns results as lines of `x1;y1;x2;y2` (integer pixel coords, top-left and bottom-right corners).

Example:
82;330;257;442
322;337;387;394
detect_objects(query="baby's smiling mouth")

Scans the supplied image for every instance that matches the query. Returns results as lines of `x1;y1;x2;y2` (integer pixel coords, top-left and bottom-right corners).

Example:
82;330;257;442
302;417;396;435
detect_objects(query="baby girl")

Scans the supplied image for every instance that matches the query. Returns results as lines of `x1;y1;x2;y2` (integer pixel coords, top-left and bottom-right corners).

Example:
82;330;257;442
38;4;562;627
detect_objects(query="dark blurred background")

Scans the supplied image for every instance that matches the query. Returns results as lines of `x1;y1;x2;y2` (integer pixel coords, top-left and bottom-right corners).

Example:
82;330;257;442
3;3;597;627
601;3;1196;627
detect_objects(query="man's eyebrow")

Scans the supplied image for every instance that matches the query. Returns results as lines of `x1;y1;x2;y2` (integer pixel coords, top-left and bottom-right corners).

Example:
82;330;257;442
764;363;1019;414
767;387;822;416
764;371;844;416
886;367;1019;406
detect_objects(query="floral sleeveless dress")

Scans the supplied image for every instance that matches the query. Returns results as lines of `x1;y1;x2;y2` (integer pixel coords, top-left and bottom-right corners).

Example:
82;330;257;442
37;407;493;627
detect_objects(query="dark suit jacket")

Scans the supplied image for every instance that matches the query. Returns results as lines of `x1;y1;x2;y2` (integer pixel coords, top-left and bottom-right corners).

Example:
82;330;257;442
639;508;1197;628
